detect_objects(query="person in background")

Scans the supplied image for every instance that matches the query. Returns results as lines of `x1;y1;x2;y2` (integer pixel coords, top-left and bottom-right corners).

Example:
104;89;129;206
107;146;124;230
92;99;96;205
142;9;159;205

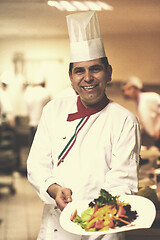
0;77;15;127
24;78;51;145
122;76;160;150
27;11;141;240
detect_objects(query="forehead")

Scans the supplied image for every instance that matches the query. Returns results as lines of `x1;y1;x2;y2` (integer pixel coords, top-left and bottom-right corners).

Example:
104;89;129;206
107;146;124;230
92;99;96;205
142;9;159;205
73;58;102;69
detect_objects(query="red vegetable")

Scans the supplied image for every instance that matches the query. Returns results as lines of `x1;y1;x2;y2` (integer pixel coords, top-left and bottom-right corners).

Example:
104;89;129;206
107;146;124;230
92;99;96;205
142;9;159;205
70;209;77;221
95;219;104;229
108;218;114;228
117;205;126;217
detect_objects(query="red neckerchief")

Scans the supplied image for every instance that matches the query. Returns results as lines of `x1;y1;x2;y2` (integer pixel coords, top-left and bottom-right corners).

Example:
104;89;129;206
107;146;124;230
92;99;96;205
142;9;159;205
67;95;109;121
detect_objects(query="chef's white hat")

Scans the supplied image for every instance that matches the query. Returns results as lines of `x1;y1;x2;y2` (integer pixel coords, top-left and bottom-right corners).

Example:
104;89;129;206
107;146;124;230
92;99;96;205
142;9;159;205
124;76;143;89
66;11;106;62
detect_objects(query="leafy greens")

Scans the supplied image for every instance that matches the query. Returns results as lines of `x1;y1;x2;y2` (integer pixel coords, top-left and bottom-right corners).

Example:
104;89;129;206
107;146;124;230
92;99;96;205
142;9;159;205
89;189;119;208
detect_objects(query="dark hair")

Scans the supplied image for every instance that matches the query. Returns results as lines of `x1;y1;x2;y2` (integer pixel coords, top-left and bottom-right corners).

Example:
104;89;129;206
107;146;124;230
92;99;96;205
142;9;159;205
69;57;109;75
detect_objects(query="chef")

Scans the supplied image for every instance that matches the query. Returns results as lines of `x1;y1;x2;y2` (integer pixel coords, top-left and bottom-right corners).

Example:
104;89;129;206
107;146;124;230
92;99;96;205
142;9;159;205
122;76;160;149
24;77;51;145
27;11;141;240
0;76;15;126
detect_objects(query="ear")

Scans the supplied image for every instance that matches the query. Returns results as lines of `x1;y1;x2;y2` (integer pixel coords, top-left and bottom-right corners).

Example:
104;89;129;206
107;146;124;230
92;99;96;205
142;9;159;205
69;72;73;87
106;64;112;83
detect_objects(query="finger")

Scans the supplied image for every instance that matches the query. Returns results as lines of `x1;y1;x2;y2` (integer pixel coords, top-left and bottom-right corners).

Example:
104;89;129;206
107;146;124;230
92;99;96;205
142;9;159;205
66;196;72;203
55;195;67;211
62;188;72;202
57;203;66;211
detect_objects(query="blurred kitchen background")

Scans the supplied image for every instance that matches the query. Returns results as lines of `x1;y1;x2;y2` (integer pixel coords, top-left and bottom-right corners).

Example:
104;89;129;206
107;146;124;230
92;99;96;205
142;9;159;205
0;0;160;239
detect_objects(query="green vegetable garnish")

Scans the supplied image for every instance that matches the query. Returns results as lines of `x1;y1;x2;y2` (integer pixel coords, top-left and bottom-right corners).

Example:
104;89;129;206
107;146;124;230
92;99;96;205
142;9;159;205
73;207;94;229
89;189;119;208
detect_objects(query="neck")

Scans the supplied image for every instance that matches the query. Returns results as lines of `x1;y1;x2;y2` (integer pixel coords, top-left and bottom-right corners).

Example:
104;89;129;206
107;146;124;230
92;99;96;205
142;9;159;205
135;90;141;102
67;95;109;121
81;95;108;109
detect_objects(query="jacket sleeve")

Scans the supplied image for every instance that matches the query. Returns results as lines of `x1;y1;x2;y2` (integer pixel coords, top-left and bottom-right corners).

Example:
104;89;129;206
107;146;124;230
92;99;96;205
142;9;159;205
27;104;64;204
102;115;141;196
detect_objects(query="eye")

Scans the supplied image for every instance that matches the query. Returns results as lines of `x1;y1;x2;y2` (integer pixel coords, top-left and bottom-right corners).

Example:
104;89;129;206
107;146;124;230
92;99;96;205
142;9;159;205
90;65;103;73
94;67;101;71
74;68;85;74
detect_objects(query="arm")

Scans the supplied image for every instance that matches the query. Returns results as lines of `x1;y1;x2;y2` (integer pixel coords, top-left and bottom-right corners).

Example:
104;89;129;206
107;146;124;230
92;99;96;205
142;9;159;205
103;116;141;196
154;98;160;139
147;93;160;139
27;104;72;209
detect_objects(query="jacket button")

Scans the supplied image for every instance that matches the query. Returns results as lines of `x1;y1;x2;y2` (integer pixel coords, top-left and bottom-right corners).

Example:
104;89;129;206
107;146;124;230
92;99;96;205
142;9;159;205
54;229;58;232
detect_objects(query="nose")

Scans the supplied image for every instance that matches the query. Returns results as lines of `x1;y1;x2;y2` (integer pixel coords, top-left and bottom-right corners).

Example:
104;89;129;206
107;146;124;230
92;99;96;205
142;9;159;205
84;70;93;83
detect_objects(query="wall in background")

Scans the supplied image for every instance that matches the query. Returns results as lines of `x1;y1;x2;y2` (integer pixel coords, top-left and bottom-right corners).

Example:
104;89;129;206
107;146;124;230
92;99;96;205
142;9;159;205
103;33;160;84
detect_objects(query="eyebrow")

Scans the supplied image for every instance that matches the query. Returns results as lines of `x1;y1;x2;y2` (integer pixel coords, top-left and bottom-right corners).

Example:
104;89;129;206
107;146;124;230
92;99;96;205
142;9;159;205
73;67;84;71
73;64;103;73
89;64;103;70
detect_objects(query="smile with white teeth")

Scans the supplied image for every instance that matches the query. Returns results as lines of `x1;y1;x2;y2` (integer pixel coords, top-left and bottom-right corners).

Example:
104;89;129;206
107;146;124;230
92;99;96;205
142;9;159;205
82;85;97;90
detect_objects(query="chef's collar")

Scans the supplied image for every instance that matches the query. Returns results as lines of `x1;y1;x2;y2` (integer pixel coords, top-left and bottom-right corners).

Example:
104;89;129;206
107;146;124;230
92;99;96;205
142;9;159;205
67;95;109;121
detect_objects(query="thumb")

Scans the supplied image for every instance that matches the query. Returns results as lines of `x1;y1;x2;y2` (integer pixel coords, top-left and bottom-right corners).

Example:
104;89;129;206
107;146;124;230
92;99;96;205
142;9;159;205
62;188;72;203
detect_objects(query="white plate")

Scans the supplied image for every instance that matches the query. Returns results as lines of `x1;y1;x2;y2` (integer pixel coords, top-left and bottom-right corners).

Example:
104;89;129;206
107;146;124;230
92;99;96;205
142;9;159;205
60;195;156;235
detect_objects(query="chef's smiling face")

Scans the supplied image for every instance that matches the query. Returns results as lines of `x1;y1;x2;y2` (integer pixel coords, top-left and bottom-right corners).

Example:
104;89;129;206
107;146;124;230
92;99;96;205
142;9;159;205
69;58;112;108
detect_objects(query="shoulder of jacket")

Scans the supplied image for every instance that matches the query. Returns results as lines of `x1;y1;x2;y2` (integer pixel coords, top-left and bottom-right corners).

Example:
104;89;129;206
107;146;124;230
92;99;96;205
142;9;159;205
43;95;77;111
107;101;138;123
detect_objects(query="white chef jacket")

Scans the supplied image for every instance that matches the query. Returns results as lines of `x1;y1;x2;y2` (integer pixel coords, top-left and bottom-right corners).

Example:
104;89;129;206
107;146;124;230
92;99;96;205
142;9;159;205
137;92;160;137
27;95;141;240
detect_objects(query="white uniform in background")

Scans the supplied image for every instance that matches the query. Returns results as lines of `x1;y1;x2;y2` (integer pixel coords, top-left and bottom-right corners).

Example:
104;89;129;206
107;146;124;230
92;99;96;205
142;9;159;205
137;92;160;137
24;85;51;128
55;87;77;98
0;87;14;123
27;95;141;240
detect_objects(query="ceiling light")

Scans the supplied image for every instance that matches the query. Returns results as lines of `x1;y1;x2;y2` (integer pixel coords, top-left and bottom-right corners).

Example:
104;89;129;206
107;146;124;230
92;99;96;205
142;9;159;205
72;1;89;11
60;1;77;11
96;1;113;11
47;1;113;12
84;1;101;11
48;1;64;10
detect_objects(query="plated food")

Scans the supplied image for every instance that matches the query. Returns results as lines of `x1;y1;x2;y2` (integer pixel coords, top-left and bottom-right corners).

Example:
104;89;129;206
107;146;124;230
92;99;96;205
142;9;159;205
70;189;138;232
60;190;156;235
